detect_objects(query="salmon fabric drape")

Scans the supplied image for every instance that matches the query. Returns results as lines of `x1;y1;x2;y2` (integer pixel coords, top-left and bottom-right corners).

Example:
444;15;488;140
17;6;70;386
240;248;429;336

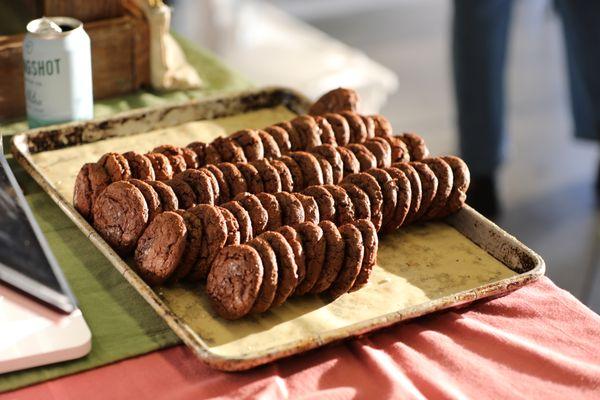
3;277;599;400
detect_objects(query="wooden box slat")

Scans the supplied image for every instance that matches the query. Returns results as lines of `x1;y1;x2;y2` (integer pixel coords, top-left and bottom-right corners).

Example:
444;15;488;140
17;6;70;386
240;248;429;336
43;0;124;22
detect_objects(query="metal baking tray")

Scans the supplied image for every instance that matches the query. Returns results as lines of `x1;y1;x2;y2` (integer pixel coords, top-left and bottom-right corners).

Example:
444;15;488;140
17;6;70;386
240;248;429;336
11;87;545;371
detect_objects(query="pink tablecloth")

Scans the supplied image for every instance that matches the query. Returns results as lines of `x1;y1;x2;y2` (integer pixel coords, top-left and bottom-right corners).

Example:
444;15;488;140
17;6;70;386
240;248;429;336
3;277;600;400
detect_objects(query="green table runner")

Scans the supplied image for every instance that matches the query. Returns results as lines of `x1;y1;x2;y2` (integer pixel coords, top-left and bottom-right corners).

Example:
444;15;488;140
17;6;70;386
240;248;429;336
0;36;251;393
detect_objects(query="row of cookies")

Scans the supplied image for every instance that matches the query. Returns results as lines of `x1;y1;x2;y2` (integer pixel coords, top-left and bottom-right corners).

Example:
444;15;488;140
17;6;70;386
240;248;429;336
89;148;456;256
205;219;378;319
87;139;420;252
132;156;470;285
74;130;428;220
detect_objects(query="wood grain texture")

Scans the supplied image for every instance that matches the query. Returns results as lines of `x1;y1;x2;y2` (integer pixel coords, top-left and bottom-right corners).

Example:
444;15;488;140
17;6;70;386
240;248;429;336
43;0;124;22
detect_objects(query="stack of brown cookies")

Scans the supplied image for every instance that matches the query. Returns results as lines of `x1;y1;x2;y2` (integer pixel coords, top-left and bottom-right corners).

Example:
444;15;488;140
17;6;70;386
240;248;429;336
73;87;471;320
205;219;377;319
84;136;425;254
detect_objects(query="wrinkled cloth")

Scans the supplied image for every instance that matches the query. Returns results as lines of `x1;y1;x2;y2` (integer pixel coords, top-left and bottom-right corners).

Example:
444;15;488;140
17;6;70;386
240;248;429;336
3;277;599;399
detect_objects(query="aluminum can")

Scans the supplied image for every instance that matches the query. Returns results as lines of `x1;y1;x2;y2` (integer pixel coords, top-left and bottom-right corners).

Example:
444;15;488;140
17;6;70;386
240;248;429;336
23;17;93;128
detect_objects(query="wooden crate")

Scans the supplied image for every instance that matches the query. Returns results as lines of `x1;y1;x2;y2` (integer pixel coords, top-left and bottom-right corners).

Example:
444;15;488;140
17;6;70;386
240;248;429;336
0;14;150;121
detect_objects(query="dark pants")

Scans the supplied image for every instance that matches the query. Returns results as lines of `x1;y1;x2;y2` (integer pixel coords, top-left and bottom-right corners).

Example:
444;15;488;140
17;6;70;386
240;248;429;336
453;0;600;176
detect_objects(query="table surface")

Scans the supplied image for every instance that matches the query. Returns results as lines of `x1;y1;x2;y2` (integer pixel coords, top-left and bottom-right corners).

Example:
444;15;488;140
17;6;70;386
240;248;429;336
2;277;599;399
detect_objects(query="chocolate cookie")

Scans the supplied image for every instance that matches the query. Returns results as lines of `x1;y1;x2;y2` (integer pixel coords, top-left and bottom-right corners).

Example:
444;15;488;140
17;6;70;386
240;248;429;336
422;158;453;220
364;137;392;168
347;143;377;172
294;222;326;295
152;144;182;157
381;167;411;230
172;210;203;281
218;206;241;245
310;220;344;294
206;244;263;319
279;155;304;191
274;191;305;226
322;184;355;224
292;115;321;149
233;192;269;237
153;145;187;174
335;146;361;177
187;204;228;281
338;183;371;221
222;201;253;244
216;162;248;198
308;88;359;115
212;136;247;163
145;152;173;181
290;152;323;187
361;115;376;139
277;226;306;288
179;169;215;206
123;151;155;181
315;155;334;185
302;185;336;222
251;159;281;193
350;219;378;291
134;211;187;285
293;193;320;225
400;133;429;160
148;181;179;211
187;141;207;166
98;152;131;182
248;237;278;314
93;181;149;254
390;163;422;223
340;112;368;144
383;136;410;163
165;178;196;209
370;114;393;137
203;164;230;204
310;144;344;184
365;169;398;230
328;223;364;299
269;159;294;192
324;113;351;146
204;143;223;164
73;163;111;220
341;173;383;231
236;162;264;194
231;129;264;161
277;121;304;151
314;116;337;145
181;148;199;169
256;129;282;159
255;192;282;231
264;126;291;154
259;231;298;307
129;179;161;221
438;156;470;217
409;161;438;221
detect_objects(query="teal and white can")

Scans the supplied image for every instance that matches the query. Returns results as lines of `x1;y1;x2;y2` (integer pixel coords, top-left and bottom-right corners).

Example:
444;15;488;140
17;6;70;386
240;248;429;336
23;17;93;128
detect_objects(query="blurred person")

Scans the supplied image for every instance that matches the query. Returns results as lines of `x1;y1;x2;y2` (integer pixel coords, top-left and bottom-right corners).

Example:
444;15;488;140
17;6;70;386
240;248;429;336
453;0;600;218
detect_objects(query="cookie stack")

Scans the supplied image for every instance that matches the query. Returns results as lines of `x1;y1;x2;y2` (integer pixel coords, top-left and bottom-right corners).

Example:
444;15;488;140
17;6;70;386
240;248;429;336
205;219;377;319
74;129;426;221
132;155;469;285
88;138;428;255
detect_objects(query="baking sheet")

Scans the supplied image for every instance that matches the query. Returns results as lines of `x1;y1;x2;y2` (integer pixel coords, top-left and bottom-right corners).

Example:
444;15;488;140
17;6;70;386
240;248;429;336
11;88;544;370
